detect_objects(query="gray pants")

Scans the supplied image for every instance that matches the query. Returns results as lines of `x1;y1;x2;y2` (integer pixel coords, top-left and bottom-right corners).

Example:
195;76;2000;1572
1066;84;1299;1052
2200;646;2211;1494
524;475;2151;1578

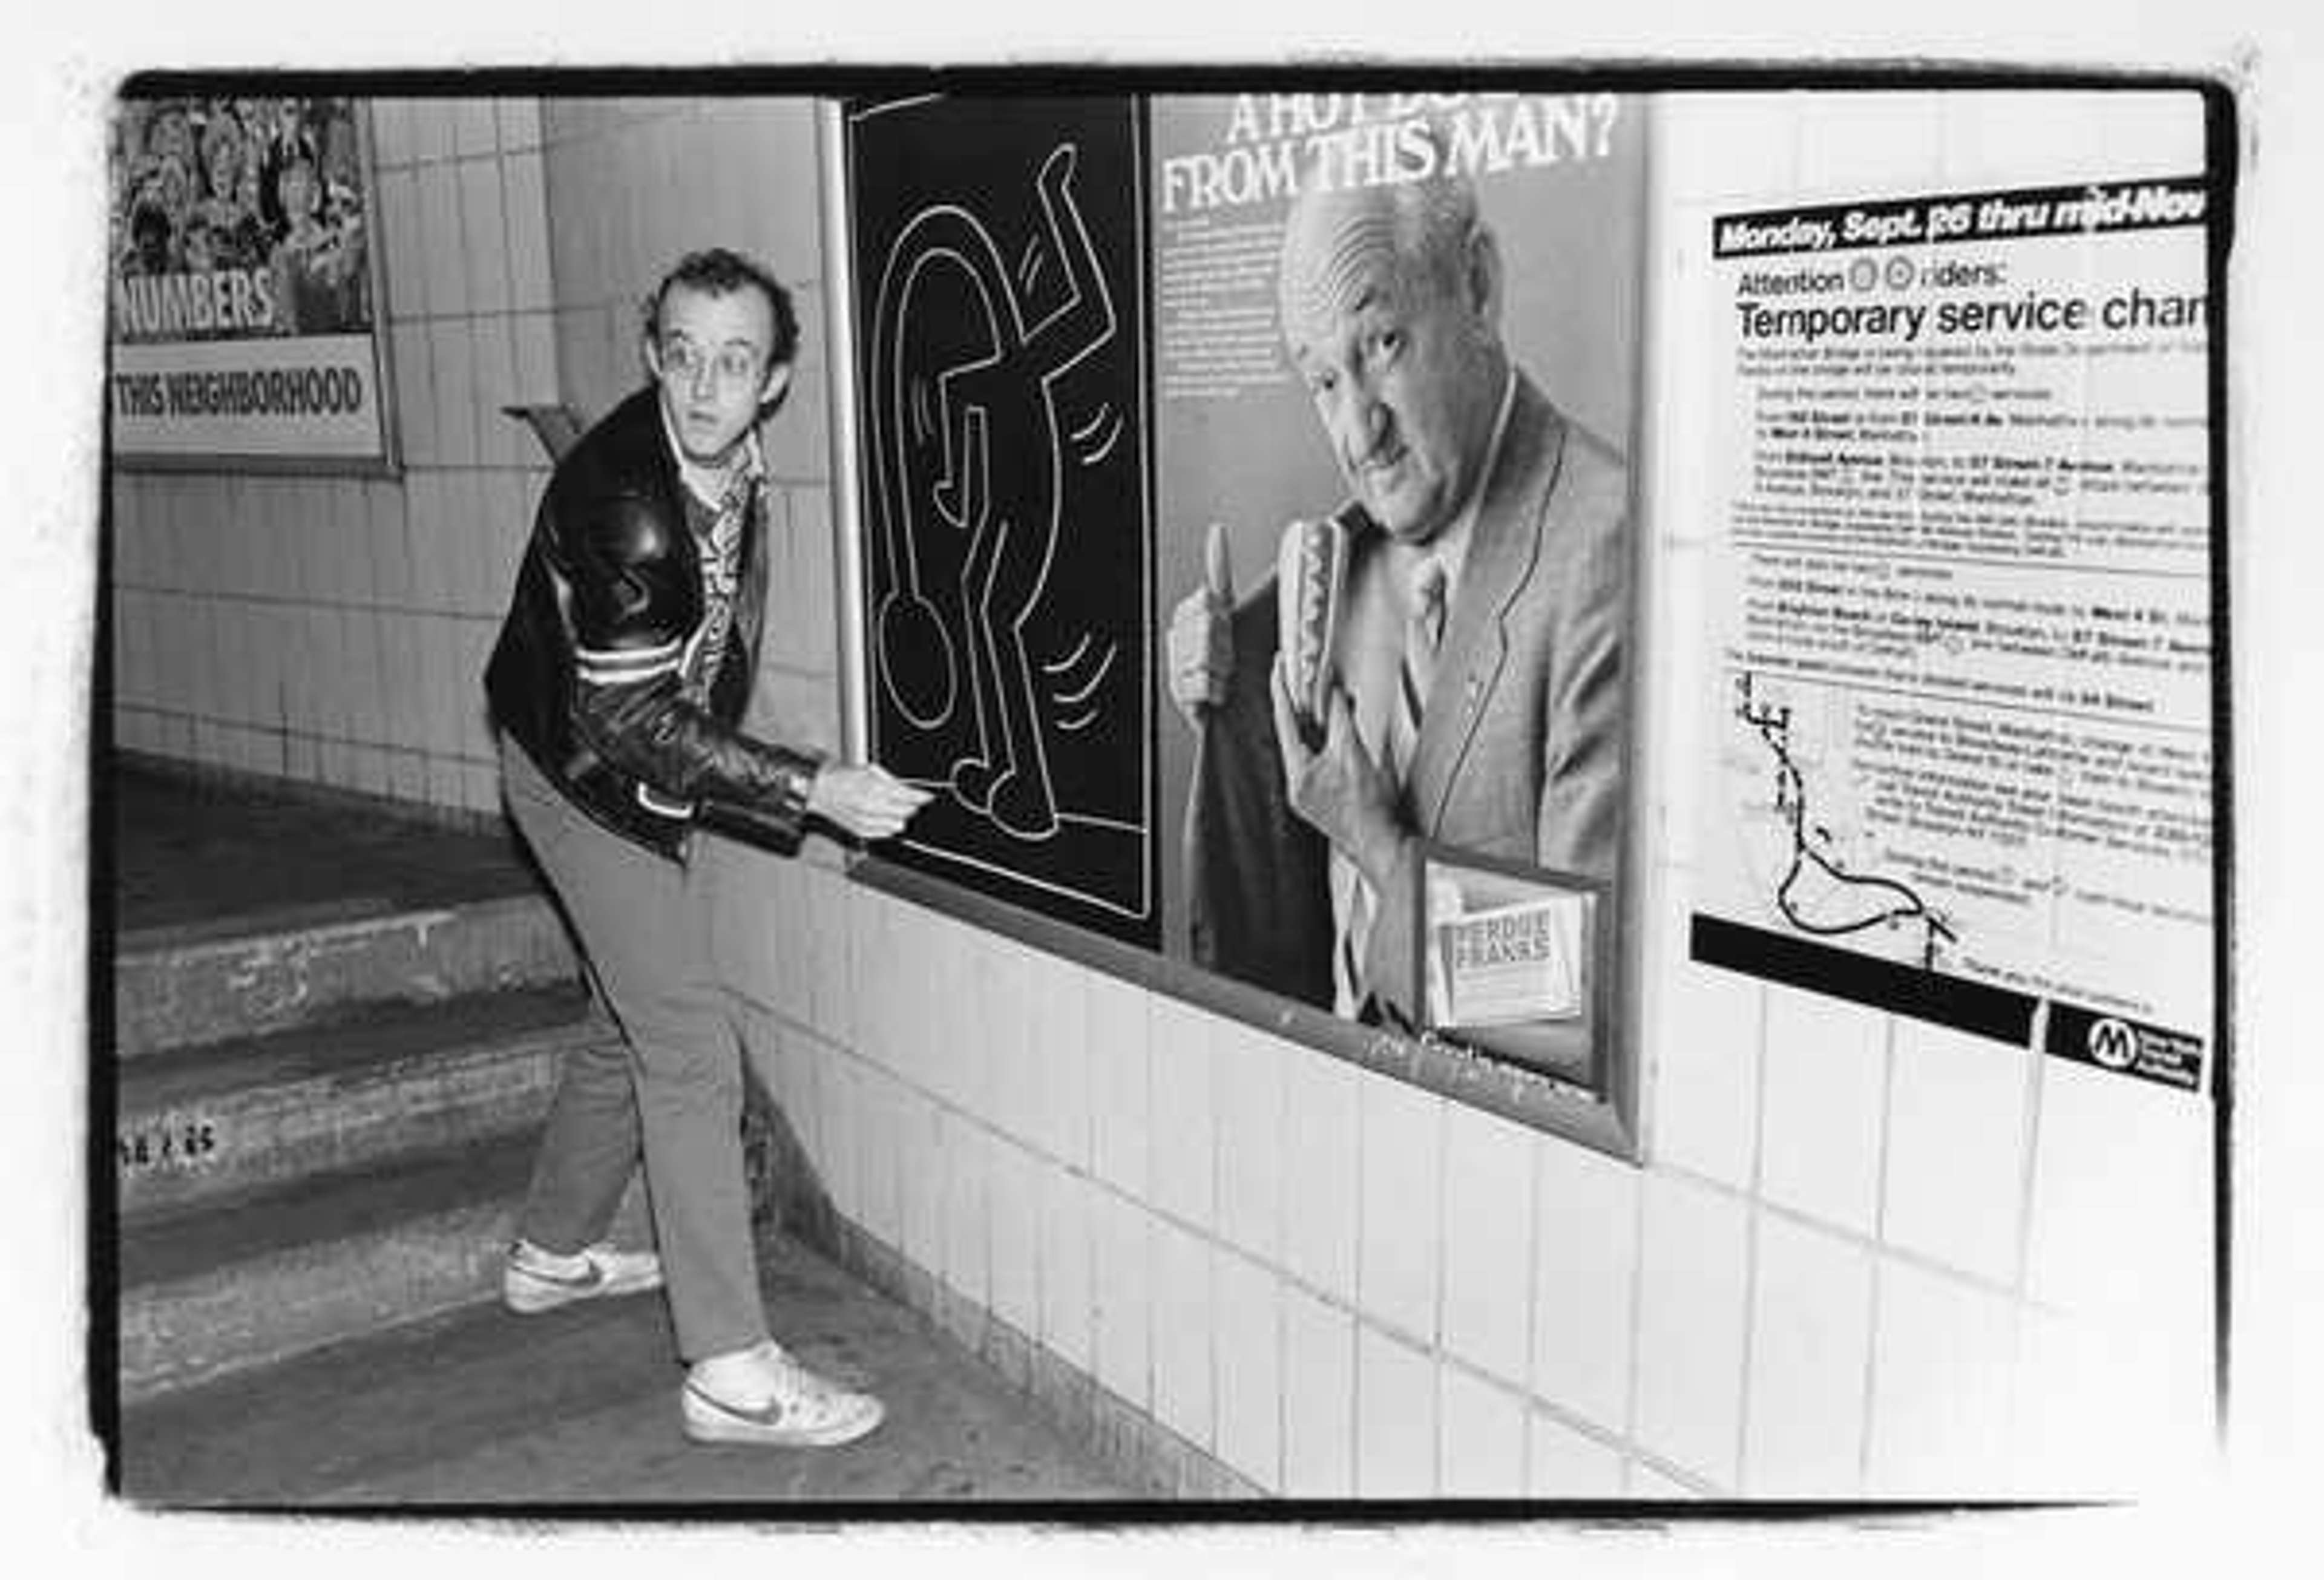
501;739;766;1363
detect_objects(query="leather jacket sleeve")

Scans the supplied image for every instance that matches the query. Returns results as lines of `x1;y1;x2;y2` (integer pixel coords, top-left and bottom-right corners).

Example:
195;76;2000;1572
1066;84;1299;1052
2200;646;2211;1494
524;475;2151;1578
551;486;822;848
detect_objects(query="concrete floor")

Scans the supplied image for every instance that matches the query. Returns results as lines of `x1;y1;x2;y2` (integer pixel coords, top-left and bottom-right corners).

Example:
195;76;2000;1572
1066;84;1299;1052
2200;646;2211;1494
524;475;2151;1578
106;761;537;940
120;1231;1133;1507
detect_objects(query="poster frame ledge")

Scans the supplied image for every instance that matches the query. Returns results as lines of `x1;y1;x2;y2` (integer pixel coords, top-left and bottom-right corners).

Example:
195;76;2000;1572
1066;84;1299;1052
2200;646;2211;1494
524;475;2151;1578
847;850;1641;1164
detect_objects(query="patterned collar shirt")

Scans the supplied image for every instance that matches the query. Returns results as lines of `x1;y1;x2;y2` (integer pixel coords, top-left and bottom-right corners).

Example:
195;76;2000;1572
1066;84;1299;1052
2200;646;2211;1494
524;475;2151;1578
660;408;767;701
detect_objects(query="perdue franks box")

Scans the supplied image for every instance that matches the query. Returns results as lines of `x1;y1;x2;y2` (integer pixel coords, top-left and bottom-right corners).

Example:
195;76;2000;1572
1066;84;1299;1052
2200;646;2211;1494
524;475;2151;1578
1428;890;1587;1030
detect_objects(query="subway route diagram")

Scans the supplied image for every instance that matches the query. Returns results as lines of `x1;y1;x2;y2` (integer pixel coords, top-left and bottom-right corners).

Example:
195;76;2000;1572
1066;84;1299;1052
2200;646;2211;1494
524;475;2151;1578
1728;670;1957;971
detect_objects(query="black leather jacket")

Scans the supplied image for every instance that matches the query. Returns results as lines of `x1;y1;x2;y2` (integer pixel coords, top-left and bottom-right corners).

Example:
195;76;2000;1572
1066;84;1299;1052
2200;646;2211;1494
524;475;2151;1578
484;386;821;860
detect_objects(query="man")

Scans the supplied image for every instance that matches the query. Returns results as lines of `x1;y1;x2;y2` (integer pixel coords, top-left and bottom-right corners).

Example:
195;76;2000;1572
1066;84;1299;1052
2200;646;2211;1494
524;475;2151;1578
1169;151;1629;1026
484;248;929;1447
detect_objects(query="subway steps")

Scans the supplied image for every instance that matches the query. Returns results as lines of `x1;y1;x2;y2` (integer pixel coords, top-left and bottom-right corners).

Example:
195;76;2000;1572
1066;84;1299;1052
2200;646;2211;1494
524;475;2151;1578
108;767;1132;1504
111;980;642;1402
113;893;580;1060
120;1133;542;1401
114;983;606;1218
110;919;637;1405
106;785;611;1405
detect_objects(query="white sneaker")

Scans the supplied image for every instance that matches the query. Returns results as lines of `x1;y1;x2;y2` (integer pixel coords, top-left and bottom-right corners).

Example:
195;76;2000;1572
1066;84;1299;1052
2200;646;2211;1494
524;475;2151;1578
502;1239;664;1314
681;1341;885;1448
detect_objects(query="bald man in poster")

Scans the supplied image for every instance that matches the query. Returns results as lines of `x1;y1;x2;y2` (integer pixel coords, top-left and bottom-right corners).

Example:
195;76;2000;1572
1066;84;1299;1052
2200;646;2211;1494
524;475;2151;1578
1168;149;1630;1027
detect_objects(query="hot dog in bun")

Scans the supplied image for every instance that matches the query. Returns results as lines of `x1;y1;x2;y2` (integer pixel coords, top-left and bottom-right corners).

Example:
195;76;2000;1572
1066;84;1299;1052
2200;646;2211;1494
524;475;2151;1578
1276;511;1349;727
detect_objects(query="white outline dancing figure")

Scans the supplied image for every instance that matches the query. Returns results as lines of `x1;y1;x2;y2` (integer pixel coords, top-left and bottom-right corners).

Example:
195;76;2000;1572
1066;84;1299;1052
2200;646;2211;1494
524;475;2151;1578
868;143;1116;840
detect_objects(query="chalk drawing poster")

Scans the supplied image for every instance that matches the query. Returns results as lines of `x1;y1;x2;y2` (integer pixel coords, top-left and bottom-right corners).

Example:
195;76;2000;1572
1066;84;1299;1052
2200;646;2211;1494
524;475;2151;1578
846;96;1156;944
1690;177;2216;1094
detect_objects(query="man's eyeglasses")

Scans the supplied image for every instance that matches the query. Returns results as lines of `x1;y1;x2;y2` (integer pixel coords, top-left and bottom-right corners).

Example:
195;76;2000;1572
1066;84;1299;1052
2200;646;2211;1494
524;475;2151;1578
658;339;763;388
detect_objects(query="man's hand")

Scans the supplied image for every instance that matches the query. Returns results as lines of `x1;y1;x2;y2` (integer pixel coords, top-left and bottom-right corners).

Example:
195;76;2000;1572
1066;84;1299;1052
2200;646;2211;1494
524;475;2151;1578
1269;655;1403;889
1166;522;1236;727
806;762;932;842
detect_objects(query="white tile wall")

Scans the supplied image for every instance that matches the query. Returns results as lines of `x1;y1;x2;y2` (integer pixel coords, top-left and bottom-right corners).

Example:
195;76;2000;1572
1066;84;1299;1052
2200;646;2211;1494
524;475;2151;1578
1356;1071;1443;1344
1632;1171;1748;1487
2024;1056;2213;1323
1864;1258;2019;1498
1151;1217;1215;1450
468;316;519;467
809;1037;855;1224
1037;1164;1094;1371
1758;987;1888;1233
390;322;435;469
458;158;513;315
1531;1130;1638;1433
453;98;500;159
1439;1364;1528;1498
979;935;1046;1149
1031;948;1093;1170
2012;1300;2216;1499
1882;1022;2030;1285
925;912;988;1112
406;97;452;163
1529;1409;1626;1499
1791;90;1946;195
1211;1021;1285;1262
1742;1210;1874;1498
496;99;541;154
897;1086;945;1277
1087;972;1154;1198
941;1112;991;1306
803;866;855;1044
1281;1281;1356;1498
1355;1325;1437;1497
511;309;559;404
1148;996;1218;1230
1279;1041;1362;1306
1440;1101;1534;1388
1212;1247;1282;1491
842;885;899;1073
1940;91;2114;186
1091;1186;1154;1412
1647;963;1761;1187
855;1063;902;1245
1628;1461;1704;1500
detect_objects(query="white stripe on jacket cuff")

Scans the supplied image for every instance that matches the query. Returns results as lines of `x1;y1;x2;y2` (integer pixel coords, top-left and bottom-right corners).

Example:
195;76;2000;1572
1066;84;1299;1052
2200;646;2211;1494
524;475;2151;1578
576;640;684;685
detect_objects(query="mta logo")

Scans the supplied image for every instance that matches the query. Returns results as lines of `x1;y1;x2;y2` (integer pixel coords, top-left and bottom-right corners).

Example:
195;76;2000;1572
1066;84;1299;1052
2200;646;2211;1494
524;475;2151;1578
2087;1017;2137;1070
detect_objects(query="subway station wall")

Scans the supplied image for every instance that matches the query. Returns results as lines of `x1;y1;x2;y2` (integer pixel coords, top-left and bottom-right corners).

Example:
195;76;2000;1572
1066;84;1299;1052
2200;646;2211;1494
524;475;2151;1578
110;100;559;812
108;87;2220;1498
717;89;2218;1500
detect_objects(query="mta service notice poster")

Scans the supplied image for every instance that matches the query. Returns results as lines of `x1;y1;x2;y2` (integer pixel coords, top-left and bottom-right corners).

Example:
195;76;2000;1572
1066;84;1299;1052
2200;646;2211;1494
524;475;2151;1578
1690;176;2216;1095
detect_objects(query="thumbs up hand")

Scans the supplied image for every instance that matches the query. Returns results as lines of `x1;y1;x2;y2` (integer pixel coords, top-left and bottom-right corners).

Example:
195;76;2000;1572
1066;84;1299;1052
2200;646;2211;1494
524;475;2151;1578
1166;522;1236;727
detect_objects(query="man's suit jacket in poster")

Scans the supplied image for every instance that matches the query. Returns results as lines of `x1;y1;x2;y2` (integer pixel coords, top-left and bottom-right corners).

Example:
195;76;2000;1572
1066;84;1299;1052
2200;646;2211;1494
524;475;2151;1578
1184;370;1630;1022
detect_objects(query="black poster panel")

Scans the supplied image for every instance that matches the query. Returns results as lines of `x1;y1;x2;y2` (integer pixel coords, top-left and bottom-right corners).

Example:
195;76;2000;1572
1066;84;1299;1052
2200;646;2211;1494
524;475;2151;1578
847;96;1155;946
